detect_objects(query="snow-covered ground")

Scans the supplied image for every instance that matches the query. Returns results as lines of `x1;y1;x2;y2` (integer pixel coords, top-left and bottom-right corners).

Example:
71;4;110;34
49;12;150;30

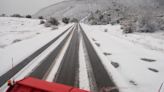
1;17;164;92
0;17;73;76
81;23;164;92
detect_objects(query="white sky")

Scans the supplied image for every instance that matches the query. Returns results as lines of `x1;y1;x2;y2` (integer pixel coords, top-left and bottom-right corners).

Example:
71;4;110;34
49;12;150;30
0;0;65;15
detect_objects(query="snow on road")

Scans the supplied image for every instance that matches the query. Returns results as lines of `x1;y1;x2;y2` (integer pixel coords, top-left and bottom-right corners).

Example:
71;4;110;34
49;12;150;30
45;27;74;82
0;17;73;76
79;34;90;91
81;23;164;92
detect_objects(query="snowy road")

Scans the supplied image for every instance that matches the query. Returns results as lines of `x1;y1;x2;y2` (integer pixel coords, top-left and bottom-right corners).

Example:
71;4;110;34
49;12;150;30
0;23;119;92
54;24;80;87
29;26;74;79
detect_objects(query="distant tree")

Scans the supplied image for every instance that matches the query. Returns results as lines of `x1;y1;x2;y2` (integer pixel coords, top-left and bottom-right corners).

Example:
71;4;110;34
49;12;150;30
26;15;32;18
62;17;70;24
38;16;44;19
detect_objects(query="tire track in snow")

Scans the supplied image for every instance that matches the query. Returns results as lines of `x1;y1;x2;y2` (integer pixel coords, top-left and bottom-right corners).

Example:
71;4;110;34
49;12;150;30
79;35;90;91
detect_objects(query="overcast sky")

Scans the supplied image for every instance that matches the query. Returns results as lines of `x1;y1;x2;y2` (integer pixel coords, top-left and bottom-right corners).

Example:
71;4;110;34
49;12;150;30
0;0;65;15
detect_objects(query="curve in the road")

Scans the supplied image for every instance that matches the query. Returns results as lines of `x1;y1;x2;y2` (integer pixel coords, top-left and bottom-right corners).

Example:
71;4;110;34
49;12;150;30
0;25;73;87
79;24;119;92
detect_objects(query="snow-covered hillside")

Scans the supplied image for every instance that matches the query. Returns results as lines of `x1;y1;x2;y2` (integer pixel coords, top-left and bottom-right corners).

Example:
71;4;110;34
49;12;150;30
81;23;164;92
0;0;66;15
34;0;113;19
34;0;162;20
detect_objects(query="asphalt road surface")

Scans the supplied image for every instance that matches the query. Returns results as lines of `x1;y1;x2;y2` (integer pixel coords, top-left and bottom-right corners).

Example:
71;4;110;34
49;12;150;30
79;24;119;92
54;24;80;87
0;25;73;87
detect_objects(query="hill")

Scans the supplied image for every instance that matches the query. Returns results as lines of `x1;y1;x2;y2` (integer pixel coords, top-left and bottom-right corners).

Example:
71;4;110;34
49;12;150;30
34;0;161;20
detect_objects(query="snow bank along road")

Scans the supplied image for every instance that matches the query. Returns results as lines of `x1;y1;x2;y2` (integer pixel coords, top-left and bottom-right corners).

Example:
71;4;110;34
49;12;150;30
0;23;119;92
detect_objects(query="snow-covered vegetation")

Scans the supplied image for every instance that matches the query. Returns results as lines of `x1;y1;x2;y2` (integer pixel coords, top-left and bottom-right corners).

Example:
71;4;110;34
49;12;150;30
85;0;164;33
81;23;164;92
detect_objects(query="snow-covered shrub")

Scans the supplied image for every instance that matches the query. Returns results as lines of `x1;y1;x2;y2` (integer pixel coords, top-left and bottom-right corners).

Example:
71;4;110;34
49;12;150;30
44;22;51;27
129;80;137;86
62;17;70;24
12;39;21;43
95;42;100;47
44;17;59;27
135;15;157;33
122;21;134;33
38;16;44;19
111;61;119;68
0;14;6;17
104;29;108;32
87;10;111;25
90;20;98;25
26;15;32;18
47;17;59;26
40;20;45;24
11;14;23;18
51;26;58;30
157;18;164;31
103;52;111;56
